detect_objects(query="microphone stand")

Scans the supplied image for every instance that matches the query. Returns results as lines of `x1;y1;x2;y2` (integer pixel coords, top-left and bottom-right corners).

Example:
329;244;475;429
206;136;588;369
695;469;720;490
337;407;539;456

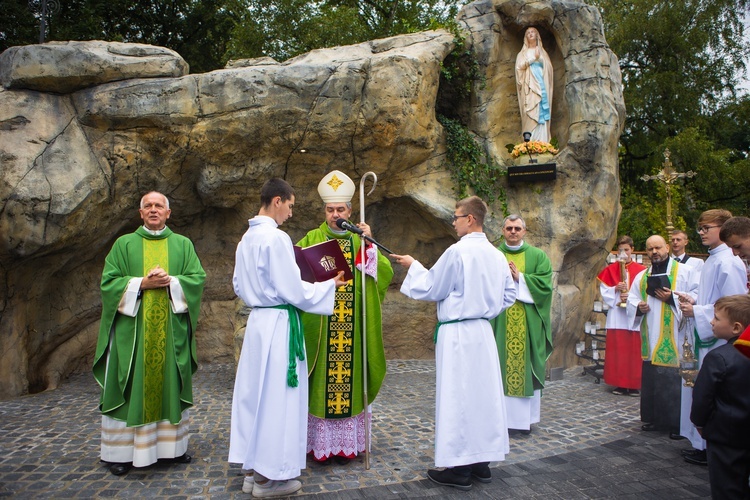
361;234;394;255
338;220;395;255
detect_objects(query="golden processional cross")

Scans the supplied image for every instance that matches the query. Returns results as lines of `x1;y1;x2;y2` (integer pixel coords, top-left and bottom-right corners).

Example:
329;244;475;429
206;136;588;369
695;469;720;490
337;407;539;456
639;149;697;234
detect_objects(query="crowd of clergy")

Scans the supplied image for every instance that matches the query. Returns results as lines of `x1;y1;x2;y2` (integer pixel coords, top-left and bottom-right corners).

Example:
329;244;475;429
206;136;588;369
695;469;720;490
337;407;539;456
598;210;750;499
91;173;750;499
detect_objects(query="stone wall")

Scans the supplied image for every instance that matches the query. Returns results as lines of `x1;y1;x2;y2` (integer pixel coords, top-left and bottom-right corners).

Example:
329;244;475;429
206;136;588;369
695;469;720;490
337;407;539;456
0;0;624;399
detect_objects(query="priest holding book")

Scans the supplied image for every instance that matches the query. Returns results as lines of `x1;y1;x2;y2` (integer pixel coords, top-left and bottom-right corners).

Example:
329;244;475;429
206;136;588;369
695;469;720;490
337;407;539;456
297;170;394;464
626;235;698;437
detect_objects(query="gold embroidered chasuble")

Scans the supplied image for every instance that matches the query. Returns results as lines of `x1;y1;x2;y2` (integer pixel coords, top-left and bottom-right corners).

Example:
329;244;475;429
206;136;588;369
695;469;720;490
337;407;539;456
297;222;393;420
491;242;553;398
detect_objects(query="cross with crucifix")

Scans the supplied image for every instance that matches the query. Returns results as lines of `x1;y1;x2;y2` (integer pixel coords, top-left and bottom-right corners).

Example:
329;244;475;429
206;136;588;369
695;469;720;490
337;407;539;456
639;149;697;234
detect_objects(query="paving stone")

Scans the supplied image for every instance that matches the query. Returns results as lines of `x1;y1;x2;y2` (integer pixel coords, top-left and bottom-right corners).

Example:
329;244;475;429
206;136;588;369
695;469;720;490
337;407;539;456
0;361;711;498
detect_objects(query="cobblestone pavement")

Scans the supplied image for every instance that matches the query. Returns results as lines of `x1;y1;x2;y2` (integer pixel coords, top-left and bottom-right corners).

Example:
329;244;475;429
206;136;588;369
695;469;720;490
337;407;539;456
0;360;710;498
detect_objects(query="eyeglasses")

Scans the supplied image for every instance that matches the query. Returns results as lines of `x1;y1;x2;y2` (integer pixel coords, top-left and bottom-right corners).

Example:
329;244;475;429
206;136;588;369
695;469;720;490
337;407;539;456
451;214;470;222
696;225;721;234
504;226;524;232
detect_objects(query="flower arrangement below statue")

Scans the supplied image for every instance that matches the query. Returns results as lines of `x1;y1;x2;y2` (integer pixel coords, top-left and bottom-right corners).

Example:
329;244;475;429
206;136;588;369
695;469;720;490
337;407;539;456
506;140;559;166
509;141;558;158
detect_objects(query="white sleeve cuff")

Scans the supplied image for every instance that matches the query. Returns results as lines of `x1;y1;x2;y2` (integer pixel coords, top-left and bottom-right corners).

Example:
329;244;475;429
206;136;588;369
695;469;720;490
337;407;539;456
169;276;188;314
117;278;143;317
516;274;534;303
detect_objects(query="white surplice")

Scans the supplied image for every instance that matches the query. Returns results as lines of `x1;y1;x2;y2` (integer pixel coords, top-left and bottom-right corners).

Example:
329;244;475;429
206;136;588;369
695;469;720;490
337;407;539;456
680;243;747;449
400;232;517;467
626;259;697;357
228;215;336;480
626;260;697;431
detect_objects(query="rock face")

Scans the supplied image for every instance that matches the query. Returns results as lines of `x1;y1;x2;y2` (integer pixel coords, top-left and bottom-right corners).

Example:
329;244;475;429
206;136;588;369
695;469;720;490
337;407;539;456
0;0;624;400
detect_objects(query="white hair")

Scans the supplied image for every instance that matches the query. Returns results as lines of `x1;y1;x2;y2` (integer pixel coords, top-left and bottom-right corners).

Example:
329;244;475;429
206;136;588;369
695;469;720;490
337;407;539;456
140;192;170;209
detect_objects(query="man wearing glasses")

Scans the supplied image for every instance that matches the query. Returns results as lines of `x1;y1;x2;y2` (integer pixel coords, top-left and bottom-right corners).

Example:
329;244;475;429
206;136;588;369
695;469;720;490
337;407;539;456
676;209;747;465
391;196;517;490
490;214;553;434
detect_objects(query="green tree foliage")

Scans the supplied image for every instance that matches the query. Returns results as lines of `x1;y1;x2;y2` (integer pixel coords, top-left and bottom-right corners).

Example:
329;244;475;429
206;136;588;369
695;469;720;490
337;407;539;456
224;0;459;62
590;0;750;250
438;115;507;210
1;0;236;73
1;0;460;72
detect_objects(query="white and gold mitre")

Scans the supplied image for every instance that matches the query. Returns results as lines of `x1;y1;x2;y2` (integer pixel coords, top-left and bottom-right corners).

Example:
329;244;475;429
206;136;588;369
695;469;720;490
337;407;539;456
317;170;355;203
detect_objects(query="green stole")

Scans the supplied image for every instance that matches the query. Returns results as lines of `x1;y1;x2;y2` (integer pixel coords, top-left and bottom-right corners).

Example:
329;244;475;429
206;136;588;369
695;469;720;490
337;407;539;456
639;261;680;367
491;242;553;398
93;227;205;426
141;237;171;423
298;222;393;419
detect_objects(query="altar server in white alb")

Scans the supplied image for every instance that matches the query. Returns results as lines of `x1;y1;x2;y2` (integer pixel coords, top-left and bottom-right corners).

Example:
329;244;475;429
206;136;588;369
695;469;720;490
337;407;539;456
676;209;748;466
228;178;346;499
391;196;517;491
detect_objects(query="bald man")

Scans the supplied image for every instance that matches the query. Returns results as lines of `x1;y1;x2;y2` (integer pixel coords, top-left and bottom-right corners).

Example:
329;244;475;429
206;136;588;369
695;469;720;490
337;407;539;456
626;235;698;437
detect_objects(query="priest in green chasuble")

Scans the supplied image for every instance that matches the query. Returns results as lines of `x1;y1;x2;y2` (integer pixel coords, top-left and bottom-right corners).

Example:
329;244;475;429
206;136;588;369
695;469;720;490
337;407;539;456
297;170;393;464
491;214;553;433
93;192;205;476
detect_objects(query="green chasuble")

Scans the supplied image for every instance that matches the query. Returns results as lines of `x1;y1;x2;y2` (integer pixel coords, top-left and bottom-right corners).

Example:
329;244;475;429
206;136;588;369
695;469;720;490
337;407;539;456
93;226;206;426
491;242;553;397
297;222;393;419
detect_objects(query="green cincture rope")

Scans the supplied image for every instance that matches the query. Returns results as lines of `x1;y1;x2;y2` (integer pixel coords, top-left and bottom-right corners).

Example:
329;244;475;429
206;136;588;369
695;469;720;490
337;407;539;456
433;318;490;343
257;304;305;387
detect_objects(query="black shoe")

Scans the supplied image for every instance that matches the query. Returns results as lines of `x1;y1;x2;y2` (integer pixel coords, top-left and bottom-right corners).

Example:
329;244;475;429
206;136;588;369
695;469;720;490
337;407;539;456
683;449;707;465
681;448;705;458
612;387;627;395
333;455;351;465
427;468;472;491
109;462;132;476
628;389;640;397
641;423;658;431
470;463;491;483
165;453;191;464
669;433;685;440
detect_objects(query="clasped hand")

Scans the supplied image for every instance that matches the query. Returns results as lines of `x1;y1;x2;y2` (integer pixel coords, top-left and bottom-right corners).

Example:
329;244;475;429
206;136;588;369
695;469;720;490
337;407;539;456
141;266;171;289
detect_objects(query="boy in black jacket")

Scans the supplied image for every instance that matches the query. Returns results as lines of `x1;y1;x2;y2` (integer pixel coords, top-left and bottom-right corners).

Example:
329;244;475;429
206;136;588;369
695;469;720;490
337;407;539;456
690;294;750;499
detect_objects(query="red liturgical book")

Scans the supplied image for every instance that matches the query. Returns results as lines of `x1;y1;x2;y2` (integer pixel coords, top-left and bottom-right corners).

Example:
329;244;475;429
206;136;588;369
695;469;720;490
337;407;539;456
294;240;354;283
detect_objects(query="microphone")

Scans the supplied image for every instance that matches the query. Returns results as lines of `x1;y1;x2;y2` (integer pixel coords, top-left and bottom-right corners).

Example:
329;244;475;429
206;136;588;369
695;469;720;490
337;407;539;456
335;219;363;235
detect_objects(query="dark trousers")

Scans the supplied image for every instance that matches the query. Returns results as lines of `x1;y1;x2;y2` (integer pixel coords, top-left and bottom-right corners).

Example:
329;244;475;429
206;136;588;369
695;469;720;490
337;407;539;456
640;361;681;433
707;441;750;499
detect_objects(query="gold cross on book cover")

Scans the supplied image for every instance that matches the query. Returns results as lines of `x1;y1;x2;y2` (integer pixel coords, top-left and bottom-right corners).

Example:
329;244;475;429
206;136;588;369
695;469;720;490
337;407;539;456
294;239;354;283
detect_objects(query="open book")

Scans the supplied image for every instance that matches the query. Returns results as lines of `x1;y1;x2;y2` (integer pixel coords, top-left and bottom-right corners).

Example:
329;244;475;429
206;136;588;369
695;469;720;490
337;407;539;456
294;239;354;283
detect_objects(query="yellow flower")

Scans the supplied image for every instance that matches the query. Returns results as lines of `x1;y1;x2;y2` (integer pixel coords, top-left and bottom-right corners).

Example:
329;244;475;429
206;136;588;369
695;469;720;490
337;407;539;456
510;140;559;158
